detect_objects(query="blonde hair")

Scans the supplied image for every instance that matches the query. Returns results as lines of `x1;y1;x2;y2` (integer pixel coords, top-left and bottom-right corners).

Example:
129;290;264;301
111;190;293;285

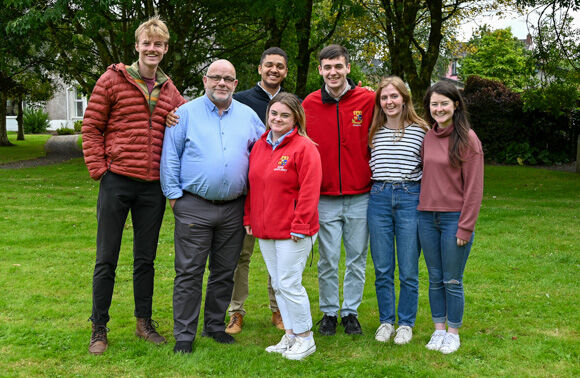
369;76;429;148
266;93;314;143
135;16;170;44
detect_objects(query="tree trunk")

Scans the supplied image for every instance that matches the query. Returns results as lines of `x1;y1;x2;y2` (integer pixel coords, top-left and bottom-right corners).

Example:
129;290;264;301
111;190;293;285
379;0;446;111
0;90;14;146
264;15;287;50
576;134;580;173
16;97;24;141
294;0;314;99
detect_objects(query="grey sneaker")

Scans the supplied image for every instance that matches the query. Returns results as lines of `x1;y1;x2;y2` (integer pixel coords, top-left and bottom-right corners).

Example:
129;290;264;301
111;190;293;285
375;323;395;342
265;334;295;354
282;333;316;360
394;325;413;345
425;330;447;351
439;332;460;354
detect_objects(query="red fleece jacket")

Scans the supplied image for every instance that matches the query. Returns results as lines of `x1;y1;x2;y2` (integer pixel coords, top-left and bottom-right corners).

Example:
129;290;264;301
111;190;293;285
302;80;374;196
244;128;322;239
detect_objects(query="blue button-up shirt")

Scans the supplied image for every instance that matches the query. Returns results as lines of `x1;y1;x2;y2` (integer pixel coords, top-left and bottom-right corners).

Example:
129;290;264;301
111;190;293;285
266;129;294;150
161;94;265;200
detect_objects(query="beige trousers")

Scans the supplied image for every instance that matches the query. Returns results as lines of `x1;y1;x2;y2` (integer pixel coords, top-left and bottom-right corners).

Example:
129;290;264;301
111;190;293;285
228;234;278;316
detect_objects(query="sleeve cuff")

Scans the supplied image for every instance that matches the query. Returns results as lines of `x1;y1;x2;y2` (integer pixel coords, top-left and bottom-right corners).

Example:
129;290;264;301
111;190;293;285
456;228;473;242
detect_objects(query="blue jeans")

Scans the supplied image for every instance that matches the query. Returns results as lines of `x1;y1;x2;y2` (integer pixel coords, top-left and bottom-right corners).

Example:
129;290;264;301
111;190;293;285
317;194;369;317
368;181;421;327
418;211;473;329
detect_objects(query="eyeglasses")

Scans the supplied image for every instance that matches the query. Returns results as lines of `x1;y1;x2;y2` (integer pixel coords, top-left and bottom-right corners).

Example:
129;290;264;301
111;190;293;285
205;75;236;83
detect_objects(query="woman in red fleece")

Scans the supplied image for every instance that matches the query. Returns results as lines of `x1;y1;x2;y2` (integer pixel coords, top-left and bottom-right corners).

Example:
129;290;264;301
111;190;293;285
244;93;322;360
418;81;484;354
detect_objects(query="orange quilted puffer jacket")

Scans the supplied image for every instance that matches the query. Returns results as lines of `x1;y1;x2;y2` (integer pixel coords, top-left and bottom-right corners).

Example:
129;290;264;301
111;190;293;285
82;63;186;181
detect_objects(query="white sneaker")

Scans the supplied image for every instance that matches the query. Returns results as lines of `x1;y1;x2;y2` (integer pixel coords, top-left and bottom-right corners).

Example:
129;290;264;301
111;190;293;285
425;330;447;351
265;334;295;354
374;323;395;342
439;332;461;354
282;333;316;360
393;325;413;345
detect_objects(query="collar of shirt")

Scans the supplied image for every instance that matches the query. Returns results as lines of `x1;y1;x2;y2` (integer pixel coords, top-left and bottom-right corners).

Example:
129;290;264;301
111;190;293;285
325;82;350;102
203;93;233;114
266;128;294;150
258;82;281;100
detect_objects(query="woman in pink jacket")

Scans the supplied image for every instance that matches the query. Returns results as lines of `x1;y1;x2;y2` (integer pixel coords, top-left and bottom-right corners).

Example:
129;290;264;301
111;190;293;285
244;92;322;360
419;81;484;354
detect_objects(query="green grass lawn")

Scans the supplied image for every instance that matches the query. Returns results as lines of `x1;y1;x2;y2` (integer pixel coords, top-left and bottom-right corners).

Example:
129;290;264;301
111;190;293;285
0;132;52;163
0;161;578;376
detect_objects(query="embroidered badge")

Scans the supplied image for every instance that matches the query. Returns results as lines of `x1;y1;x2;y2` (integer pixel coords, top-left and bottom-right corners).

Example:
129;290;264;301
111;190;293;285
274;155;289;172
352;110;363;126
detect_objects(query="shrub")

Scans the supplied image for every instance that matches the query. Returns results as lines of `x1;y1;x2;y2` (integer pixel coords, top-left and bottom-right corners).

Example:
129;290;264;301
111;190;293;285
463;76;525;162
463;75;578;165
73;120;83;133
505;142;537;165
23;107;50;134
56;127;75;135
522;110;576;164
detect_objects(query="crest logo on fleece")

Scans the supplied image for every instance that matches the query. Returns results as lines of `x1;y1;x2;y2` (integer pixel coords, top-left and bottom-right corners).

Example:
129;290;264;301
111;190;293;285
352;110;363;126
274;155;289;172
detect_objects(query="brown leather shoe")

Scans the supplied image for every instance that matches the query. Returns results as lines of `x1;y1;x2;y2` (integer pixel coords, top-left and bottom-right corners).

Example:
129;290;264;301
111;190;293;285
89;324;108;355
271;310;285;330
136;318;166;344
225;312;243;335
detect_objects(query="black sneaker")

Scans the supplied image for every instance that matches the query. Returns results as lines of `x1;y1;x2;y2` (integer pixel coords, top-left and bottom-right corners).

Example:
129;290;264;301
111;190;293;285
317;314;338;336
202;330;235;344
341;314;362;335
174;341;193;354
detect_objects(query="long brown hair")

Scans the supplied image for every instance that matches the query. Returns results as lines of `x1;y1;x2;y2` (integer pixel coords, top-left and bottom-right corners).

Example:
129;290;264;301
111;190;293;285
423;81;471;167
368;76;429;148
266;92;313;142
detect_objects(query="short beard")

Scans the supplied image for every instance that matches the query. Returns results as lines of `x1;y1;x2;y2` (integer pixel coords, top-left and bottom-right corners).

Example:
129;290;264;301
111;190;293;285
208;90;232;107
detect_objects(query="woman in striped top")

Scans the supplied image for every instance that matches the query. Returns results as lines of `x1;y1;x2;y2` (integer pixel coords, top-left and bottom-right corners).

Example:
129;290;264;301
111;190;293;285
367;76;429;345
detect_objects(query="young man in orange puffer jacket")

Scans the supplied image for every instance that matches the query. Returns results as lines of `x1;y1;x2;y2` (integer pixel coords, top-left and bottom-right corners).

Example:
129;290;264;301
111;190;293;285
82;16;185;356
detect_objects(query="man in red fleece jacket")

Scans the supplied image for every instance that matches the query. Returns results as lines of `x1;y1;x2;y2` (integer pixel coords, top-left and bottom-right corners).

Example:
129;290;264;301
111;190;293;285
302;45;375;336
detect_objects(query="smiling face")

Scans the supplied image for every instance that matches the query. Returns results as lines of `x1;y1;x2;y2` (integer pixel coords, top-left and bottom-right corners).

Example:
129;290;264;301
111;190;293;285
268;101;295;140
135;32;168;73
258;54;288;92
429;92;457;128
380;84;405;121
318;56;351;97
203;60;238;109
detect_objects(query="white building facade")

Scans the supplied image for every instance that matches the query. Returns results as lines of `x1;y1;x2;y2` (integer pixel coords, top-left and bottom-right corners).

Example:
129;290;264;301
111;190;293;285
6;86;88;132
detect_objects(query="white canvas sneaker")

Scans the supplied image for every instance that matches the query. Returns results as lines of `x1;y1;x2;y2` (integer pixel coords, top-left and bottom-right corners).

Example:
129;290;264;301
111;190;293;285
265;334;295;354
439;332;460;354
374;323;395;342
282;333;316;360
425;330;447;351
393;325;413;345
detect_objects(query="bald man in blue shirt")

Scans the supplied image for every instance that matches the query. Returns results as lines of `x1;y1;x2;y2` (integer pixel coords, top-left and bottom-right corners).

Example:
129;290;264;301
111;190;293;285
161;59;264;354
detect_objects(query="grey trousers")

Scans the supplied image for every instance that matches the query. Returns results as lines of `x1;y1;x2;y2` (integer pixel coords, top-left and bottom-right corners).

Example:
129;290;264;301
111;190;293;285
172;193;245;342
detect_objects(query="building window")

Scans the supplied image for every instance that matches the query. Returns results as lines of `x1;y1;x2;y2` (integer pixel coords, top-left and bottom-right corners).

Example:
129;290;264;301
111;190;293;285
74;89;86;118
6;99;19;116
451;61;458;76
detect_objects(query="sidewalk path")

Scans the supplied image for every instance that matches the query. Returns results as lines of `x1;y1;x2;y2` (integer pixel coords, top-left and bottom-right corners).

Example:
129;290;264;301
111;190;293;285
0;135;83;169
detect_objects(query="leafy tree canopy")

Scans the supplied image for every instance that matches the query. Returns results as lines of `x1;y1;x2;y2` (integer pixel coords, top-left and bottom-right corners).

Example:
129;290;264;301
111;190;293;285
459;27;535;91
